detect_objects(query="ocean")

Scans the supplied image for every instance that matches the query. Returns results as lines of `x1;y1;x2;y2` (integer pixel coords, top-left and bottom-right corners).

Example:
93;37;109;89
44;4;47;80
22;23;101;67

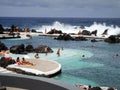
0;17;120;89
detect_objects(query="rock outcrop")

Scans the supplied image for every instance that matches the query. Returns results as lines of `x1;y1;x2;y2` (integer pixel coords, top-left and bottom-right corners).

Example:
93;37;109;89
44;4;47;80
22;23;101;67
104;35;120;43
47;29;63;34
10;44;53;54
0;24;4;34
0;42;8;51
34;45;53;53
82;30;91;35
0;57;15;68
55;34;88;41
25;44;34;52
74;37;88;41
102;29;108;35
10;44;26;54
91;30;97;36
55;34;74;41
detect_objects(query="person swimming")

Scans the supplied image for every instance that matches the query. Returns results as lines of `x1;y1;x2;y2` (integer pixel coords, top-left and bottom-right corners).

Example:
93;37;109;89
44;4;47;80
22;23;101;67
82;55;85;57
34;53;39;59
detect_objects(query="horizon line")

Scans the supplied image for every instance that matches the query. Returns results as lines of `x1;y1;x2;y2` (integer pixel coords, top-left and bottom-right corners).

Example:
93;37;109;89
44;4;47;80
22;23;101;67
0;16;120;19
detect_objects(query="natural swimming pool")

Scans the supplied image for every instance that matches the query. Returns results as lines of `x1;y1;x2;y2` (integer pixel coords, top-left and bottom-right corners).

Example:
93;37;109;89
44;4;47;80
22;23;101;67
1;36;120;89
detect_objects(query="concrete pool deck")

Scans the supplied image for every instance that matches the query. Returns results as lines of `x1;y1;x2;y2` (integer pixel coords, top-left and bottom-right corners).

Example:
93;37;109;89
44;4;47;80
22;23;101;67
6;58;61;77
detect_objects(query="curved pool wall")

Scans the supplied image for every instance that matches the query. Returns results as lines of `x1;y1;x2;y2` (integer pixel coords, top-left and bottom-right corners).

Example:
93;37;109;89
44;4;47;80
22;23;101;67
0;73;82;90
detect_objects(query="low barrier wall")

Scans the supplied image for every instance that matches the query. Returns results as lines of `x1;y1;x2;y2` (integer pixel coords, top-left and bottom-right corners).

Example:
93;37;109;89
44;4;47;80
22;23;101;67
0;73;82;90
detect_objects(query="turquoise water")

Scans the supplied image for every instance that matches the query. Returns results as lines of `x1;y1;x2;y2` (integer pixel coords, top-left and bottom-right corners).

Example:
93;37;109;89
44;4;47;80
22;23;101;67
8;48;103;86
1;17;120;89
1;36;120;89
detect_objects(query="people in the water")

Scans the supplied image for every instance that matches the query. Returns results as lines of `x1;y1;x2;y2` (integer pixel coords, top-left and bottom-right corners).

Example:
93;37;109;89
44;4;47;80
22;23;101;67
34;53;39;59
57;48;60;57
82;55;85;57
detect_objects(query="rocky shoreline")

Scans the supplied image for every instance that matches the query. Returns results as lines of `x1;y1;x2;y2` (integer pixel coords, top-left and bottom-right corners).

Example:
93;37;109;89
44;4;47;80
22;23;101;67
0;24;120;43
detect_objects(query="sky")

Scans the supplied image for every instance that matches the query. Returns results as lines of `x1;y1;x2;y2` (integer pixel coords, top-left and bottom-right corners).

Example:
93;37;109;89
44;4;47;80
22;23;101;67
0;0;120;18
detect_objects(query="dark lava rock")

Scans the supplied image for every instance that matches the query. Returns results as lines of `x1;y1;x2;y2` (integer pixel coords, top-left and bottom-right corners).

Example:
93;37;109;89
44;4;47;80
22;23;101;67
34;45;53;53
104;35;120;43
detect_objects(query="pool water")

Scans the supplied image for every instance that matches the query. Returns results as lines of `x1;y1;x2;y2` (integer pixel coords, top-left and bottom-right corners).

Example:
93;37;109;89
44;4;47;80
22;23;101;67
1;36;120;89
8;48;103;86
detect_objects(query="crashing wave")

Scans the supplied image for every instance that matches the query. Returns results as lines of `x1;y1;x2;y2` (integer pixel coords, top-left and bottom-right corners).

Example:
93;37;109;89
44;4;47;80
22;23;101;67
36;21;120;37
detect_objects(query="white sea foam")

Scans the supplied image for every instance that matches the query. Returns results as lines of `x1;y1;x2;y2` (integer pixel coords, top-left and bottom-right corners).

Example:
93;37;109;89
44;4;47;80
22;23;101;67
37;21;80;34
36;21;120;37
